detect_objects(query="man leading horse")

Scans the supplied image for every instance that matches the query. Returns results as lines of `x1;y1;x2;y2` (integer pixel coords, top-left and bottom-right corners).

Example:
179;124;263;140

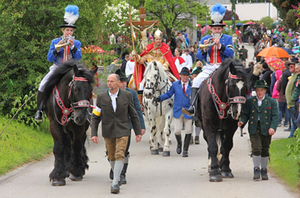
131;29;180;104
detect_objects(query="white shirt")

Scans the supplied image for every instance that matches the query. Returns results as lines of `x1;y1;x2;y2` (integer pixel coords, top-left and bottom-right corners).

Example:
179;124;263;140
181;54;193;70
256;95;265;120
125;60;135;77
174;57;186;73
109;89;119;112
181;81;188;91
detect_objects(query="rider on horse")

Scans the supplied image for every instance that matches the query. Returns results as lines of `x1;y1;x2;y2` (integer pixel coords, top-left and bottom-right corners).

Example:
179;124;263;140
35;5;82;121
131;29;180;96
183;3;234;116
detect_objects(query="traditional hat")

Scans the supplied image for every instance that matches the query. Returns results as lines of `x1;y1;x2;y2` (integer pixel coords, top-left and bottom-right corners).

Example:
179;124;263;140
179;67;190;75
254;80;269;89
210;3;226;27
115;69;127;82
60;5;79;29
154;29;163;39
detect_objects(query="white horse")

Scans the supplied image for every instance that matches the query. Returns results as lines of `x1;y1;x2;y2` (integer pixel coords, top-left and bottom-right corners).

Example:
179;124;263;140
143;61;174;157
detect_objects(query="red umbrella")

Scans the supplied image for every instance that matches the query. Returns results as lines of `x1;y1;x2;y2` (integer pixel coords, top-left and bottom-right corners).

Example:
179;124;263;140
264;57;285;71
196;23;201;27
245;21;254;24
201;25;211;35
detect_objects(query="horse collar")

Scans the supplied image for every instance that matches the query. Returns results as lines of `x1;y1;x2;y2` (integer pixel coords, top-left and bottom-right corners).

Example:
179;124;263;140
207;77;229;119
53;85;73;125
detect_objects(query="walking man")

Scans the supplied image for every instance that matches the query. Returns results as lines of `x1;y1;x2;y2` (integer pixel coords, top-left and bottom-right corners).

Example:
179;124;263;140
90;74;142;194
238;80;278;180
153;67;193;157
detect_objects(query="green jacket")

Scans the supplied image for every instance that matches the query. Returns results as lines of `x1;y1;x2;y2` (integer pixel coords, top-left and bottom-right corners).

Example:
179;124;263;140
240;96;278;136
285;73;297;108
292;74;300;101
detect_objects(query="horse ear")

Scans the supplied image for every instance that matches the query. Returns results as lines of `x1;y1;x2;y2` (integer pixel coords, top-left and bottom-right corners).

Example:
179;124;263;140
229;60;237;75
73;64;79;77
144;61;148;67
91;68;97;76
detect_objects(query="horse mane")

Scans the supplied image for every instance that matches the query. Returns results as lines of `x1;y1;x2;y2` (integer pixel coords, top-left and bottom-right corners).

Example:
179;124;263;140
214;58;248;82
43;60;95;100
144;61;168;79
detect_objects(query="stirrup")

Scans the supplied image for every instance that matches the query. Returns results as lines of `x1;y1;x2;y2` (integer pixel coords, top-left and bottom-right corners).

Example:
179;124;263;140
182;106;195;117
35;110;43;122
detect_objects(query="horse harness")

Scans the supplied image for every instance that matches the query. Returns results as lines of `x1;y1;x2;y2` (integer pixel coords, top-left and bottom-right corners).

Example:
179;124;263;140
144;72;170;116
52;77;92;126
207;73;246;120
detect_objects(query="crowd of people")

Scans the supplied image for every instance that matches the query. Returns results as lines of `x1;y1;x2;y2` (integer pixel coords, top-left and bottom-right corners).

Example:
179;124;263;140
35;3;300;195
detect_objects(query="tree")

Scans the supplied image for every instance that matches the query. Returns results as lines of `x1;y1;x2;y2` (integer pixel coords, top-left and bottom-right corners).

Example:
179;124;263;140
130;0;209;39
259;16;273;30
284;9;300;31
272;0;299;20
0;0;109;117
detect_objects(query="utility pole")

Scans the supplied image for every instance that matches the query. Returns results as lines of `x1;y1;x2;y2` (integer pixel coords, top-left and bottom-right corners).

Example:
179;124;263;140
231;0;236;33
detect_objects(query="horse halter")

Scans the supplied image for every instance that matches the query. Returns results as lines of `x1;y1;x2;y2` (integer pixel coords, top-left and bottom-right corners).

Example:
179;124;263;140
53;76;91;125
225;74;246;105
207;73;246;120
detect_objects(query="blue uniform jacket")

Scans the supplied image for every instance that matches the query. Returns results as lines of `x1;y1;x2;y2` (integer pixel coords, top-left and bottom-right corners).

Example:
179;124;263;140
159;80;192;119
197;34;234;63
47;37;82;66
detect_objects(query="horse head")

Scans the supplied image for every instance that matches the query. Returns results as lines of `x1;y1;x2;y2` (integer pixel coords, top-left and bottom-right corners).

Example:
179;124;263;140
226;59;248;120
67;62;97;125
143;61;167;99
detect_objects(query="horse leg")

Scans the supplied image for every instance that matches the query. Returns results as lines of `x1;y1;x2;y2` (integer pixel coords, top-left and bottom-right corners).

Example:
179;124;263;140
220;130;234;178
149;119;159;155
205;131;223;182
157;118;164;152
69;127;89;181
162;114;172;157
49;123;71;186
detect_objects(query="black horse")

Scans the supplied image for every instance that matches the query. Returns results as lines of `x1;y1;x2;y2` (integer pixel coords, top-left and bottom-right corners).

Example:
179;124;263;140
197;58;250;182
43;61;97;186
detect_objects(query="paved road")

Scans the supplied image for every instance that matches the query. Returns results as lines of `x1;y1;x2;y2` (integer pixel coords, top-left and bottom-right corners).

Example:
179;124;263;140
0;126;298;198
0;44;299;198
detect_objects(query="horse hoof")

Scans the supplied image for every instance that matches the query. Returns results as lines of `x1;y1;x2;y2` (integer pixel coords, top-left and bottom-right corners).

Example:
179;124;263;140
69;173;83;181
209;174;223;182
151;149;159;155
158;147;163;152
162;151;170;157
221;172;234;178
52;178;66;186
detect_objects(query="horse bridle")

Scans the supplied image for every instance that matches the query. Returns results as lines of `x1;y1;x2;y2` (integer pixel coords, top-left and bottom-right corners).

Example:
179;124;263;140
52;77;92;126
207;73;246;120
144;68;169;116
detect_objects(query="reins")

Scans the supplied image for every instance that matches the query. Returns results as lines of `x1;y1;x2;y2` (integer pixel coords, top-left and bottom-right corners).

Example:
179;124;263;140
52;76;92;126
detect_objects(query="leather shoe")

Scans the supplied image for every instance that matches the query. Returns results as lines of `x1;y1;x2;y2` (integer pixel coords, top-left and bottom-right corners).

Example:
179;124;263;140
284;128;291;131
120;175;127;184
111;184;120;194
253;167;260;180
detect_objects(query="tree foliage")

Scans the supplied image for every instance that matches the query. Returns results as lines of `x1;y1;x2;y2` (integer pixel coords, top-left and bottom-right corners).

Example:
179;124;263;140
272;0;299;20
0;0;109;118
284;9;300;31
130;0;209;38
259;16;274;30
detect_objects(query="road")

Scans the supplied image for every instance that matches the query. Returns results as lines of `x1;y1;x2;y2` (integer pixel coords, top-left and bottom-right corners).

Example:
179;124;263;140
0;44;299;198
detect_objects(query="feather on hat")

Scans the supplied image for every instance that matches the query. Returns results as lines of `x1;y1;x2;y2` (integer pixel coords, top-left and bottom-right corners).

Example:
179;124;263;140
210;3;226;27
60;5;79;28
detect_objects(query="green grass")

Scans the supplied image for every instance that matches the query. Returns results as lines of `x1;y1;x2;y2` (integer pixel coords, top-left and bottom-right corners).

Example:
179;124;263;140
0;116;53;176
269;138;299;192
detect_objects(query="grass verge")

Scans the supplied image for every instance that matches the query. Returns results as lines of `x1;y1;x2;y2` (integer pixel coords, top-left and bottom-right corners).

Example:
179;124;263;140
269;137;299;193
0;116;53;176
